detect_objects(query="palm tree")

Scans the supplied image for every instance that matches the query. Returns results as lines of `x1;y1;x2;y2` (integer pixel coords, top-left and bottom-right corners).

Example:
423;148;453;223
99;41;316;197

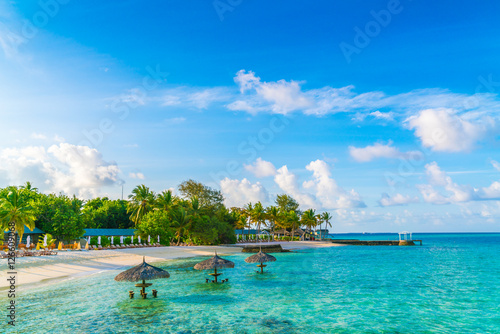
250;202;267;241
189;196;201;218
321;212;332;239
0;187;36;247
266;205;280;240
127;185;156;225
301;209;317;241
285;210;300;242
316;213;323;240
170;207;191;246
20;181;38;192
155;189;176;211
242;203;253;240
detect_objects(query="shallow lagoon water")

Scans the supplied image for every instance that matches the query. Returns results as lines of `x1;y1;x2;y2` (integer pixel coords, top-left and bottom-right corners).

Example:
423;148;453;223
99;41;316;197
4;233;500;333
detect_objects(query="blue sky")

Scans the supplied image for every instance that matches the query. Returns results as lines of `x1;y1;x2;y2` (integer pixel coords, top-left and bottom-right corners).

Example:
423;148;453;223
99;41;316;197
1;0;499;232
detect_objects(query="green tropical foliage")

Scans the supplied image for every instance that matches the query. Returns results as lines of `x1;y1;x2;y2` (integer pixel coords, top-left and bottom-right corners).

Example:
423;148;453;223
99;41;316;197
0;182;333;248
0;187;36;243
127;184;155;225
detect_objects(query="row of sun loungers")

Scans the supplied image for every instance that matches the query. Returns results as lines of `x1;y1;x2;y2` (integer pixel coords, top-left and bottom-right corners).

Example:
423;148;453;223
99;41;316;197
90;243;162;250
0;249;58;258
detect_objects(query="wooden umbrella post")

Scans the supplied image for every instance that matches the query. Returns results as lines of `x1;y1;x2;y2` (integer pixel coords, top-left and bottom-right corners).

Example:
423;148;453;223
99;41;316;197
257;262;267;273
209;267;222;283
135;279;152;298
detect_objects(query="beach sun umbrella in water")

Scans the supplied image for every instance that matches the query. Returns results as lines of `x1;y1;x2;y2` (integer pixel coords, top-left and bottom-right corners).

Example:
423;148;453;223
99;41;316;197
245;250;276;273
115;256;170;299
194;252;234;283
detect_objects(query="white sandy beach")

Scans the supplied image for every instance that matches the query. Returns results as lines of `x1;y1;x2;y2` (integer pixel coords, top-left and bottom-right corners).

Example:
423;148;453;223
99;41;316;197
0;241;337;290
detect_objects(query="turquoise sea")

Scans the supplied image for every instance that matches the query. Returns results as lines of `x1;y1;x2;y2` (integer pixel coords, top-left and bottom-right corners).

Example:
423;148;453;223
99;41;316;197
3;233;500;333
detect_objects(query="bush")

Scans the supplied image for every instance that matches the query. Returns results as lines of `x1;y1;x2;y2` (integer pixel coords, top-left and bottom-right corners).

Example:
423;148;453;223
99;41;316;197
89;236;111;247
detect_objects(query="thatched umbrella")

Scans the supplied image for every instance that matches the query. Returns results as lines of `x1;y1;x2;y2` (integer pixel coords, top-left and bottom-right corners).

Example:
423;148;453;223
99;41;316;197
114;257;170;298
245;250;276;273
194;252;234;283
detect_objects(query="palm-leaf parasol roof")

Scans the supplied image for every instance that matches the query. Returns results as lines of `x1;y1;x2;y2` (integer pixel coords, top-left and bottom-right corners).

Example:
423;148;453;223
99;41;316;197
114;257;170;282
194;253;235;270
244;250;277;264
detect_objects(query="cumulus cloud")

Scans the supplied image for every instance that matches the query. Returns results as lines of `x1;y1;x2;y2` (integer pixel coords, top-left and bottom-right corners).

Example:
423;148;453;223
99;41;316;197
407;108;490;152
129;172;145;180
220;178;268;207
272;160;365;209
244;158;277;177
349;142;422;162
417;162;500;204
379;193;419;206
274;165;317;208
304;160;366;209
232;70;313;114
0;143;122;198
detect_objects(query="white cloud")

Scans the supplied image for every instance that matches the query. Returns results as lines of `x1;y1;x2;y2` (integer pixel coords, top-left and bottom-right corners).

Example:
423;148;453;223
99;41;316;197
379;193;419;206
220;178;268;207
0;143;122;198
273;160;365;210
30;133;47;140
159;87;229;110
129;172;145;180
417;162;500;204
244;158;277;177
407;108;490;152
491;160;500;172
274;165;317;208
304;160;366;209
233;70;313;115
349;142;422;162
370;110;394;121
230;71;500;120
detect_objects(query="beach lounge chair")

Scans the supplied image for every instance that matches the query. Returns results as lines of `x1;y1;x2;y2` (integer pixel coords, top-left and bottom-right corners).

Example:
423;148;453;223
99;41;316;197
0;251;8;259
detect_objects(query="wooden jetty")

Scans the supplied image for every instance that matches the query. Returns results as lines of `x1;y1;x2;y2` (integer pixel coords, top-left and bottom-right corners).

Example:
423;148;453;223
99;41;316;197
331;239;422;246
241;244;290;253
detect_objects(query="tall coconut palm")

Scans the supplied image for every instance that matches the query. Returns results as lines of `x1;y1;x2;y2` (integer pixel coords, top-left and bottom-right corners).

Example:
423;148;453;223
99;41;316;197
0;187;36;246
20;181;38;192
316;213;324;240
301;209;317;240
321;212;333;239
127;185;155;226
266;205;280;240
250;202;267;240
242;202;253;238
155;189;177;211
170;207;191;246
285;210;300;242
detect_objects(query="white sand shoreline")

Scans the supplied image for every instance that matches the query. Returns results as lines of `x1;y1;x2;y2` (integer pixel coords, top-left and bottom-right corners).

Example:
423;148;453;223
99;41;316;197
0;241;337;291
